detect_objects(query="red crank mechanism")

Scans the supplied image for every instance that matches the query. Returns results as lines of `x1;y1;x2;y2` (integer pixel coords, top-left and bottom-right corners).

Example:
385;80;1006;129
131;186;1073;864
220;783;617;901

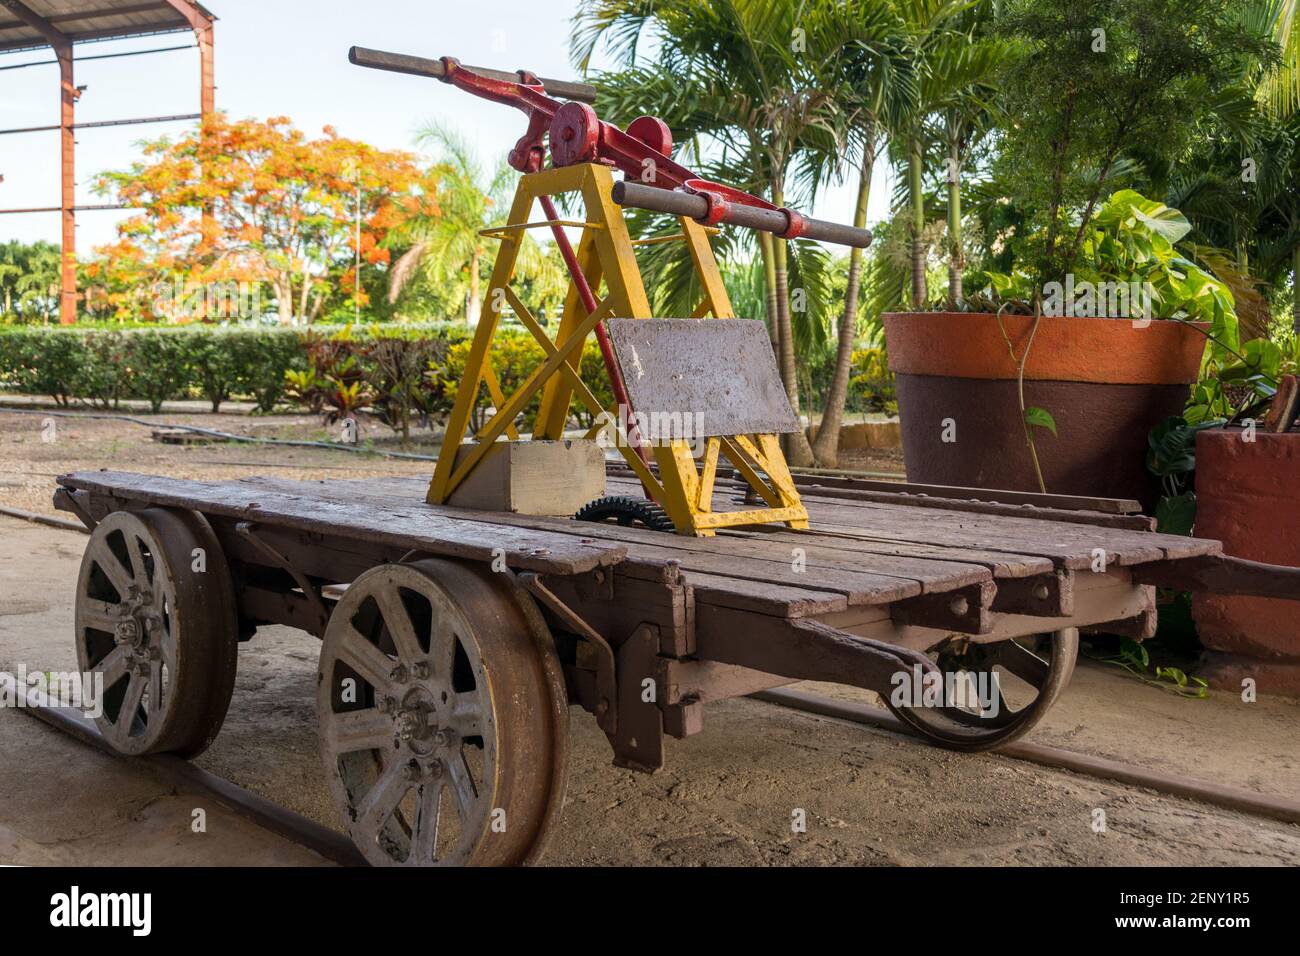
348;46;873;248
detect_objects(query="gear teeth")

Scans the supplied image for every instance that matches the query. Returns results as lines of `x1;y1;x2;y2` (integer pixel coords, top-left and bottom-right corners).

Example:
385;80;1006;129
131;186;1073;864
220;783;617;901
573;495;676;533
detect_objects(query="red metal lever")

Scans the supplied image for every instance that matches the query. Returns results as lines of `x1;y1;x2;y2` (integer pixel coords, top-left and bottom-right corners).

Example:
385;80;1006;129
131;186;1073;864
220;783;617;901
349;45;855;245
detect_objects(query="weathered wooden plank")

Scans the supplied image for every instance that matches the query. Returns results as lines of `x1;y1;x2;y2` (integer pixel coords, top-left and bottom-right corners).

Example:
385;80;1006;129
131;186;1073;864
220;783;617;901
1131;553;1300;600
541;566;690;652
233;475;934;607
718;524;1054;579
223;476;1180;600
612;470;1166;548
781;473;1145;515
990;569;1074;616
292;473;1209;574
476;508;980;595
684;572;849;617
781;495;1217;566
609;469;1151;527
437;493;982;589
692;605;923;693
233;473;1192;598
59;471;625;575
786;483;1158;531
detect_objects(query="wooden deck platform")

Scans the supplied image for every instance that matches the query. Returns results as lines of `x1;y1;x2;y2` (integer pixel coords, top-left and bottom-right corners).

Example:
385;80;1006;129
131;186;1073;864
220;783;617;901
59;465;1287;773
56;468;1220;628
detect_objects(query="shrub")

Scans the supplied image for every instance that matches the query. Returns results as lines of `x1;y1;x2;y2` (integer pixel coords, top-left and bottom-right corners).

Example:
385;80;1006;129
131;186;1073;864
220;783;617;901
0;322;626;435
74;329;129;409
121;328;196;413
848;347;897;415
230;329;304;413
190;328;243;413
0;326;85;405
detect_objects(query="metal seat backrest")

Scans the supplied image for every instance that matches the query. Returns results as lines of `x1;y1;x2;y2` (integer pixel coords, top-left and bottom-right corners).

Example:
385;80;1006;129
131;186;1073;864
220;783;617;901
605;318;799;441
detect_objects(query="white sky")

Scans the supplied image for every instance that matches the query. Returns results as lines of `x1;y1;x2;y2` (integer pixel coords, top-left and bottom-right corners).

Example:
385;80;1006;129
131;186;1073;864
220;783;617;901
0;0;894;253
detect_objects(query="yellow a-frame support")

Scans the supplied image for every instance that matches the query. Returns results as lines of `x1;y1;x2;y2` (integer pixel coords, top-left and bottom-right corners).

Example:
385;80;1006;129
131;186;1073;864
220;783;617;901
427;162;808;536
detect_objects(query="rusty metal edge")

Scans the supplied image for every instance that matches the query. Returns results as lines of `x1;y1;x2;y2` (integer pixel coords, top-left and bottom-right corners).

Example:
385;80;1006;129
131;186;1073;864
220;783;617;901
0;504;87;534
752;687;1300;828
0;673;366;867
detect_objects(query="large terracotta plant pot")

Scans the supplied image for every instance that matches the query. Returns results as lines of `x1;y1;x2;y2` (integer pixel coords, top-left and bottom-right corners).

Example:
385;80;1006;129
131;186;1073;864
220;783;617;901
1193;429;1300;694
882;312;1207;505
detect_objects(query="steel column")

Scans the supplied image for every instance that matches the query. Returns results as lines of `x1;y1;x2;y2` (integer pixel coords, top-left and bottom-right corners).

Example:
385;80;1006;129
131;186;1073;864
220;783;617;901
0;1;77;323
162;0;214;117
162;0;214;238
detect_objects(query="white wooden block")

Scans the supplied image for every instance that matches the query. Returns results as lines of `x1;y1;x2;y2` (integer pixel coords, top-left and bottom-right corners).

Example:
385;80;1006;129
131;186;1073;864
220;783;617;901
446;440;607;516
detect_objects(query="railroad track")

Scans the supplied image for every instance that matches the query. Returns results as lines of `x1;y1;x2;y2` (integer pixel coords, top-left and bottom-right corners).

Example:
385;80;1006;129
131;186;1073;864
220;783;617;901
0;670;364;866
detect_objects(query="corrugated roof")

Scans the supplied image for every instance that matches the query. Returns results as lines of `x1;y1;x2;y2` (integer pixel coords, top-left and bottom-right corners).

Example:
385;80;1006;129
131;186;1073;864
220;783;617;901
0;1;215;55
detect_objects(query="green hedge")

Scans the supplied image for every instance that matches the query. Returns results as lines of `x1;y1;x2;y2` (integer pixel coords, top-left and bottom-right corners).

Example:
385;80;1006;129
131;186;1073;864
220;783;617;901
0;323;533;421
0;326;314;413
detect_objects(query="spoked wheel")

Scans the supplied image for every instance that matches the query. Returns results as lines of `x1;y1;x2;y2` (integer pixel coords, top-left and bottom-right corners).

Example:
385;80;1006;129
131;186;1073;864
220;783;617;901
317;559;568;867
883;627;1079;753
74;509;238;757
574;495;676;532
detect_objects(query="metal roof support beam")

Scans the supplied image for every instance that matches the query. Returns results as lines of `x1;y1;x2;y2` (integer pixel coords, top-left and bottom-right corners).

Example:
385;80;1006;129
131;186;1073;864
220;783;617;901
161;1;215;239
0;0;77;324
0;3;170;30
161;0;213;116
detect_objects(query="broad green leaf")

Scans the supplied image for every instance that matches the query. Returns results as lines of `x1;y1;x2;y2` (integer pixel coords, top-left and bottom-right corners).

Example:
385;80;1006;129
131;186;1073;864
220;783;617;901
1155;492;1197;536
1133;204;1192;244
1024;406;1057;436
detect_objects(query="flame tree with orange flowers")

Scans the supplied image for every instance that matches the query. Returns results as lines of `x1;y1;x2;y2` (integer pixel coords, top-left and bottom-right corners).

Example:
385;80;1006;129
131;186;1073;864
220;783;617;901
91;115;441;325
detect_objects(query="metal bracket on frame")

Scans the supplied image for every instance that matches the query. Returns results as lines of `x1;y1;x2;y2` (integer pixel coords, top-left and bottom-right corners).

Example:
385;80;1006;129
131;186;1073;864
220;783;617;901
235;521;332;637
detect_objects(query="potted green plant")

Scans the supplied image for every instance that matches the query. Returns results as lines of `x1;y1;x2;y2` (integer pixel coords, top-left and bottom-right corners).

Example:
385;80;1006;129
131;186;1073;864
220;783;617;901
883;0;1270;504
885;190;1236;503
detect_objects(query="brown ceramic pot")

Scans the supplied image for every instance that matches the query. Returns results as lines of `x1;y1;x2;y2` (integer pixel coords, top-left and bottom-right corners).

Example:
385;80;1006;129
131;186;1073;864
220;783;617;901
882;312;1207;506
1193;429;1300;694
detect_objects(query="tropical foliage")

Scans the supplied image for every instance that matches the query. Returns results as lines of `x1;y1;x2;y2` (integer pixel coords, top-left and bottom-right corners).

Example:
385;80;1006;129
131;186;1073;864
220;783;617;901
0;241;62;323
91;115;441;325
3;0;1300;470
975;190;1238;328
385;125;570;326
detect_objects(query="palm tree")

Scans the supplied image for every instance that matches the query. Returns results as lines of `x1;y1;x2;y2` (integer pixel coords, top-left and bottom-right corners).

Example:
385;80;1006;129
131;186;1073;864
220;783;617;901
808;0;916;465
0;240;61;321
388;125;517;323
891;0;1006;309
1255;0;1300;329
932;27;1012;304
0;246;21;316
1257;0;1299;118
1165;1;1300;334
574;0;848;465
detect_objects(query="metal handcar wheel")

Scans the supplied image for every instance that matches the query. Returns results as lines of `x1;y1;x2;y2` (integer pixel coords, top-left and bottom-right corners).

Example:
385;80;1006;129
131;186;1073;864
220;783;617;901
882;627;1079;753
74;508;238;757
317;558;567;867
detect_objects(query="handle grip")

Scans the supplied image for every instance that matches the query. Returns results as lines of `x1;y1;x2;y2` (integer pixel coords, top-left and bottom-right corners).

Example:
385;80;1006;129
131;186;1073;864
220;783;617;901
348;47;598;104
612;180;873;248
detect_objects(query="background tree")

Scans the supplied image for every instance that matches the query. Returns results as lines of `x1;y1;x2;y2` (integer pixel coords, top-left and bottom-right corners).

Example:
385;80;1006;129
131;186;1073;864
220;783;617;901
809;0;915;466
575;0;848;465
388;124;569;325
991;0;1273;299
94;115;440;325
884;0;1007;309
0;240;61;322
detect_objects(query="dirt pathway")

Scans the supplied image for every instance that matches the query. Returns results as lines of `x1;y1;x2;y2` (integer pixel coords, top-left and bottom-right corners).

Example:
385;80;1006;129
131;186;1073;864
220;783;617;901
3;518;1297;866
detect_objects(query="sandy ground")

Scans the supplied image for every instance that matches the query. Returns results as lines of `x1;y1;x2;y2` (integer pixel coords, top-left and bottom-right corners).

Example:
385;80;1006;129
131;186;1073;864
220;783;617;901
0;406;442;519
2;405;1299;866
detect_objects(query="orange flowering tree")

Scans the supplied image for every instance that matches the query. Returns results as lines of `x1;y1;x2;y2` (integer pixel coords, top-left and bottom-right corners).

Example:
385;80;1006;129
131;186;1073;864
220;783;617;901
92;115;440;324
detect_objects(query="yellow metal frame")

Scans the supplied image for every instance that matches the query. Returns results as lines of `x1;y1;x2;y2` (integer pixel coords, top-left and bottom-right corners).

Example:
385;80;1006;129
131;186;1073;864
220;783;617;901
427;162;808;536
